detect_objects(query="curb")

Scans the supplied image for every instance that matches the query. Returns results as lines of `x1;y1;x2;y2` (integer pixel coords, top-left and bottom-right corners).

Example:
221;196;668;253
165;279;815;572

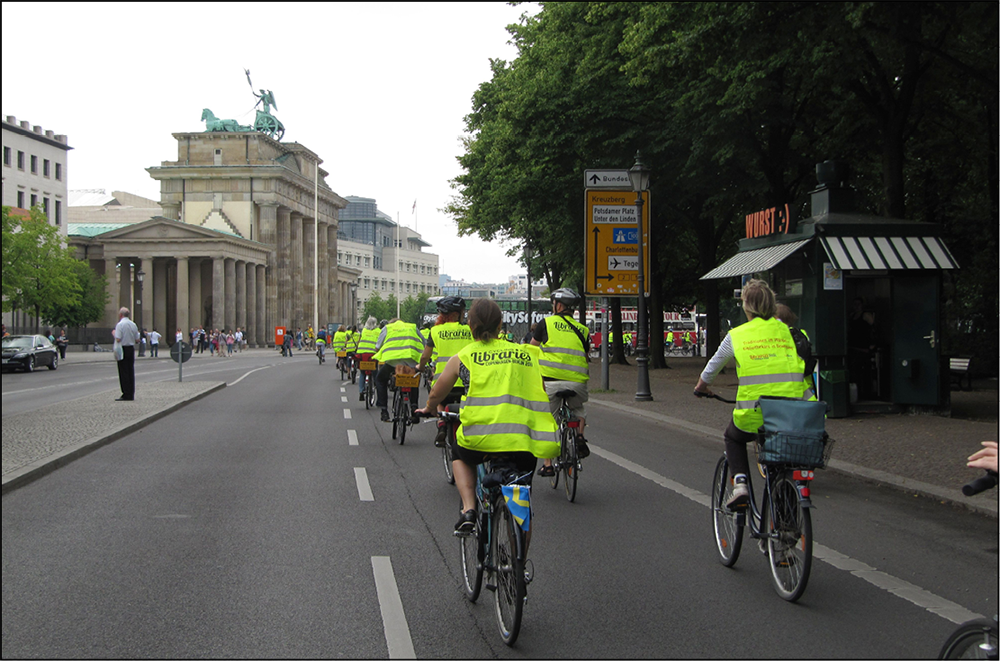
1;382;226;494
589;397;998;516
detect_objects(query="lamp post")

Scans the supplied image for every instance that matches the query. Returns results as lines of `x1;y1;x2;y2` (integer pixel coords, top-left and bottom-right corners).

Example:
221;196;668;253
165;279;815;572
628;151;652;401
350;282;359;326
135;268;145;332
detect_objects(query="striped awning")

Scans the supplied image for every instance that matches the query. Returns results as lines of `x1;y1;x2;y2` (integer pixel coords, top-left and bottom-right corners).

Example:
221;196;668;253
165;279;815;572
700;239;811;280
819;236;958;271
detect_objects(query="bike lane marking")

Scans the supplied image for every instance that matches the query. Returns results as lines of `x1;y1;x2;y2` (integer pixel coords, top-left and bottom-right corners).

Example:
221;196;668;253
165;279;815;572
355;467;374;501
226;366;272;386
592;444;985;625
371;556;416;659
348;429;359;446
344;409;352;419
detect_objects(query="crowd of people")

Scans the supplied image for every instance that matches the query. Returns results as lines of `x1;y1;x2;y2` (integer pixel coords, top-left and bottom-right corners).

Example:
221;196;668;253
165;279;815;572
187;327;248;357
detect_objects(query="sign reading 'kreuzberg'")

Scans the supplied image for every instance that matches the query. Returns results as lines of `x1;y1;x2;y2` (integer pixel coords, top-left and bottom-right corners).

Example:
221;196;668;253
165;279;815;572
584;169;632;189
584;189;650;297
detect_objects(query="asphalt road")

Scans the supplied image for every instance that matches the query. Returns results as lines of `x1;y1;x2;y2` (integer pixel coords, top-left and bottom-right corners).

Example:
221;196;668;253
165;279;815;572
3;357;997;658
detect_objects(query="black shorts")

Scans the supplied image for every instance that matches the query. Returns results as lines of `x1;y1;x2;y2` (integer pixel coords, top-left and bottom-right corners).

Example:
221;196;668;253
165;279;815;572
453;446;537;480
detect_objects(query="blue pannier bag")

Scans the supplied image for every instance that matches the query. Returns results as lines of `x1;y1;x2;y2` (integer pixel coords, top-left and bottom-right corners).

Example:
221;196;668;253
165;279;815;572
757;397;828;468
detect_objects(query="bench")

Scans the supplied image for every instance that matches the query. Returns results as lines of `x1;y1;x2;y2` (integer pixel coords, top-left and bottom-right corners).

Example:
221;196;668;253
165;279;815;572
949;357;973;391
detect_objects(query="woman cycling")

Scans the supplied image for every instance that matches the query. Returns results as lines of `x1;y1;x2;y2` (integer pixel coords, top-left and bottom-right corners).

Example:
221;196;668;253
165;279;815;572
694;279;810;509
417;298;560;533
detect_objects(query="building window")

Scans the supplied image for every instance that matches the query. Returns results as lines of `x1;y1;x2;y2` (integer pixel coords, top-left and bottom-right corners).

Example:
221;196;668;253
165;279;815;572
43;159;50;177
30;155;37;173
17;191;24;208
55;200;61;226
17;151;24;170
30;194;37;208
55;163;62;180
43;197;49;219
3;147;10;166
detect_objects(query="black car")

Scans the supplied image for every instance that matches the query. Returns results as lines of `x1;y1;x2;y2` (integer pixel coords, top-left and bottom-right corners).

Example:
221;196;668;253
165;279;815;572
1;335;59;372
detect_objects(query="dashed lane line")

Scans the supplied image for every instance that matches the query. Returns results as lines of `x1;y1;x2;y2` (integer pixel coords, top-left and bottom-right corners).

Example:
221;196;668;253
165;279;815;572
371;556;416;659
355;467;374;501
348;429;359;446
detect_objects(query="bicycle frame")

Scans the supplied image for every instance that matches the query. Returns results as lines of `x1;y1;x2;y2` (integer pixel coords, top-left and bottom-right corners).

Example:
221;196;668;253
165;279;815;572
734;459;814;543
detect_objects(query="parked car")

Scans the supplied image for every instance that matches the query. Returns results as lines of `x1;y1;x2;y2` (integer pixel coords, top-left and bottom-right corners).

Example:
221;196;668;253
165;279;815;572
1;335;59;372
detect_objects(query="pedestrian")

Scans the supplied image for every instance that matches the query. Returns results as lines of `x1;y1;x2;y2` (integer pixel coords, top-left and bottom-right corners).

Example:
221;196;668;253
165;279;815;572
149;328;161;358
176;328;184;345
296;327;304;350
235;327;243;352
226;331;235;355
55;329;69;359
138;329;147;357
113;307;140;401
283;331;293;357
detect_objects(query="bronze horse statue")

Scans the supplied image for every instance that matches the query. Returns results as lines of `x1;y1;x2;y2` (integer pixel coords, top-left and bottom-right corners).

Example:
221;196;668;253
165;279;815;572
201;108;249;133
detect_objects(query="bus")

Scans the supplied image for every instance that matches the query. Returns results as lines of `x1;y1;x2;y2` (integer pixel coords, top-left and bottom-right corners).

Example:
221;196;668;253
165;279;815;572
423;297;552;341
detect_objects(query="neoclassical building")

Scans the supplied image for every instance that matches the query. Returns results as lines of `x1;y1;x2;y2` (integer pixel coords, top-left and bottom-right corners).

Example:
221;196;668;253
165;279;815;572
67;131;359;346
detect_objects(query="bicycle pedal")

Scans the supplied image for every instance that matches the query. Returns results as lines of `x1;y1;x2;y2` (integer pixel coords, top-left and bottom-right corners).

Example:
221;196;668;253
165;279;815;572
524;559;534;585
485;582;497;592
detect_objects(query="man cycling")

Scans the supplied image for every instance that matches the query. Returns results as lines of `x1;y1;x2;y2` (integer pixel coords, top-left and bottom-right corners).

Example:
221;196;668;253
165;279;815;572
356;317;381;401
373;317;425;423
531;287;591;477
332;324;350;372
315;326;328;362
417;298;559;534
418;296;474;448
694;279;811;508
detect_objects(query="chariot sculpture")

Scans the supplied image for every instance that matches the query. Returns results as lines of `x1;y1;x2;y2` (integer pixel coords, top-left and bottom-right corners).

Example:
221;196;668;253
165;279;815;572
200;69;285;141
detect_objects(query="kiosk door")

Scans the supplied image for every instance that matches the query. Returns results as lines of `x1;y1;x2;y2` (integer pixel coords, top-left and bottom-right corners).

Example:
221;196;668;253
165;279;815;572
892;275;941;406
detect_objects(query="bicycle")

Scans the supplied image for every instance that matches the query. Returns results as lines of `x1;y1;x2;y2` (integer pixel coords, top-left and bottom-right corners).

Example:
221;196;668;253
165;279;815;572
336;350;348;380
665;342;695;357
456;449;534;647
390;370;421;445
348;352;358;384
938;469;998;660
548;389;582;502
359;356;378;410
697;390;833;602
316;342;326;365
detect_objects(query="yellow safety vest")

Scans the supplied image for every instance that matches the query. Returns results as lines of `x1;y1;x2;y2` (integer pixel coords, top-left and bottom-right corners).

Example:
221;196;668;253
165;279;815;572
373;321;423;364
537;314;590;383
357;327;380;355
348;331;360;352
332;330;349;352
456;341;559;458
730;317;809;433
429;322;474;387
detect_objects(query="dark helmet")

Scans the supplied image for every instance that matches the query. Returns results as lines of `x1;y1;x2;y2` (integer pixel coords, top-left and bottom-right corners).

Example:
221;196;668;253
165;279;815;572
550;287;581;308
436;296;466;314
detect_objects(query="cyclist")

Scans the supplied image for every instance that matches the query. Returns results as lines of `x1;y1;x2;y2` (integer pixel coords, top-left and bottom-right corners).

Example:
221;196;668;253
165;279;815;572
332;324;350;371
693;279;810;509
356;317;380;401
416;298;560;533
418;296;474;448
531;287;591;477
373;317;425;423
346;324;361;374
315;326;328;362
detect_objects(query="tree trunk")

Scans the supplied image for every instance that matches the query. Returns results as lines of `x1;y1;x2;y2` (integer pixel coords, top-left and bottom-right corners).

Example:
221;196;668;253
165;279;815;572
610;298;628;364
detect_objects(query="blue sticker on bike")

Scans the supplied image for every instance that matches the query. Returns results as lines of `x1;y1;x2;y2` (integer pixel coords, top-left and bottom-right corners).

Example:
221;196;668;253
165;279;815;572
501;484;531;532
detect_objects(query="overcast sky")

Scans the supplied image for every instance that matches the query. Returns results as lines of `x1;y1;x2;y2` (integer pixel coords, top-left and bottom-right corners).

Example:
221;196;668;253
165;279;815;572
1;1;537;285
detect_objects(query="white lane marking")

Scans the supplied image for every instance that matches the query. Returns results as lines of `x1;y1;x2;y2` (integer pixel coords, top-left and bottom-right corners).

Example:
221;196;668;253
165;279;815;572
593;445;985;625
344;409;352;419
341;396;348;403
348;430;359;446
227;366;273;386
371;556;416;659
355;467;374;501
341;387;346;392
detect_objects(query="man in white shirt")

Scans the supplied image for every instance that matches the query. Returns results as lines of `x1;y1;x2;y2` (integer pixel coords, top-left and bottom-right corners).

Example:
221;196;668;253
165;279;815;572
113;307;141;401
235;328;243;352
148;328;161;358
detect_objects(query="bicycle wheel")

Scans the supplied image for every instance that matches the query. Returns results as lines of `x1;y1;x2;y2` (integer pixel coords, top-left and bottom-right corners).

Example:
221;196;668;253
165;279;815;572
492;502;526;646
460;511;484;602
399;399;409;445
340;360;346;380
366;379;376;410
351;361;357;384
391;390;400;440
563;428;578;503
318;350;322;365
764;473;812;602
442;425;455;485
711;456;744;567
938;618;999;659
549;426;563;490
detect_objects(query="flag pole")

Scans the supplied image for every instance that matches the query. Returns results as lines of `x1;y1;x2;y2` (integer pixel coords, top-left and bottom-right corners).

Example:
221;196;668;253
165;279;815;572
395;212;401;318
314;160;319;334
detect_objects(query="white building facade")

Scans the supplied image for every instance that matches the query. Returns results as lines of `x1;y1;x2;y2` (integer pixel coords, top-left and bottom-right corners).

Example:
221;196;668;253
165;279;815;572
2;115;70;234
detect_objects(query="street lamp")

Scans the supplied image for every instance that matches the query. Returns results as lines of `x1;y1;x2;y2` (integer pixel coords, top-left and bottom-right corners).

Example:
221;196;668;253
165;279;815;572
350;282;359;325
628;151;652;401
135;268;145;334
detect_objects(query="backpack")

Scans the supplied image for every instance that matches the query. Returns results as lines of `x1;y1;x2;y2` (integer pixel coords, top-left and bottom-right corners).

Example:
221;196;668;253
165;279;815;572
789;326;816;376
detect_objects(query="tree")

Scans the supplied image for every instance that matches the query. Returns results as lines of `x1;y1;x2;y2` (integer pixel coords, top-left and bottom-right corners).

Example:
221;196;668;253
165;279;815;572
360;291;394;325
400;292;430;326
42;259;108;329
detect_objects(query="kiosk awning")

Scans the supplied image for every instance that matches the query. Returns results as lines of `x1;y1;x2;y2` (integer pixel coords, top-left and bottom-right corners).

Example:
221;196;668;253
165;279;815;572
819;236;958;271
700;239;812;280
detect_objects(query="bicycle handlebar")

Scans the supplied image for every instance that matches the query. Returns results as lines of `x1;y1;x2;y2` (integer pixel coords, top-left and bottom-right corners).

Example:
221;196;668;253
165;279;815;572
961;470;998;497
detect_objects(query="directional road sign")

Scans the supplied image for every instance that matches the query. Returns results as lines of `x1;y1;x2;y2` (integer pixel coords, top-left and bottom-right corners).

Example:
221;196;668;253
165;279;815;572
584;169;632;189
584;189;650;297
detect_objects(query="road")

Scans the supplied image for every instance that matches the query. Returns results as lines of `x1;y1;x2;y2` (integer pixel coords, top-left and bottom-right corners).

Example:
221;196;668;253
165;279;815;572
2;356;997;658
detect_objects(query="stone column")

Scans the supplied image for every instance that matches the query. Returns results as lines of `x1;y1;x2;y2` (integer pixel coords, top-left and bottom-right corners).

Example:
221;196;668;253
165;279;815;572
138;259;153;332
212;257;225;331
236;260;247;337
119;261;132;316
154;258;168;334
189;258;202;329
225;257;236;331
256;264;267;347
277;207;291;328
327;224;338;323
245;261;256;347
290;212;303;329
258;202;278;340
317;221;328;327
303;217;315;329
176;257;189;344
105;257;119;328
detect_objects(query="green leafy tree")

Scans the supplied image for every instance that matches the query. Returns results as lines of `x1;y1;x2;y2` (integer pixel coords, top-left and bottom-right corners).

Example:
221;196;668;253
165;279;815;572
42;259;108;329
360;291;394;325
400;292;430;326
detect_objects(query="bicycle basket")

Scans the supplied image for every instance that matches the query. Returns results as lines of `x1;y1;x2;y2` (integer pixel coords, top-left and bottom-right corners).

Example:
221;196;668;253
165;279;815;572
757;398;830;468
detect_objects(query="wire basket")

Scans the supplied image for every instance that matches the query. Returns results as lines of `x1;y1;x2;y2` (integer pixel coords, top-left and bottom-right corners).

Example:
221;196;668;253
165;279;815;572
757;433;835;469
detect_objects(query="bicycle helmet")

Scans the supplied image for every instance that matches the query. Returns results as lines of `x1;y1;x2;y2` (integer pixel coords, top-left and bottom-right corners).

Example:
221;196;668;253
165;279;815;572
550;287;581;309
436;296;466;314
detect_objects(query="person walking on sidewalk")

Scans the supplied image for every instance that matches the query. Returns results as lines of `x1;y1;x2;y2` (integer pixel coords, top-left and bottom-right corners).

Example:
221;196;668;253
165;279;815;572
113;307;141;401
55;329;69;360
693;279;810;508
148;329;161;358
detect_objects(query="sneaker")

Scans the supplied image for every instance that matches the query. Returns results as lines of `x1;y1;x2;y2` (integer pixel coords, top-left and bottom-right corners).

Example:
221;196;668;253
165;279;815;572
575;436;591;459
725;476;750;510
359;392;365;401
434;426;447;448
454;509;476;535
380;408;390;422
537;465;555;477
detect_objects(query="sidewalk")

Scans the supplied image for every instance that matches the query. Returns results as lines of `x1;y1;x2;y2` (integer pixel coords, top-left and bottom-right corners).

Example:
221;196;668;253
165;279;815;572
587;358;998;515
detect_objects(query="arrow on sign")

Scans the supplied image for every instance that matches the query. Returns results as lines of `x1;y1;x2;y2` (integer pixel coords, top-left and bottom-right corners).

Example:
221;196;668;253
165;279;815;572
589;174;601;186
592;227;613;286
